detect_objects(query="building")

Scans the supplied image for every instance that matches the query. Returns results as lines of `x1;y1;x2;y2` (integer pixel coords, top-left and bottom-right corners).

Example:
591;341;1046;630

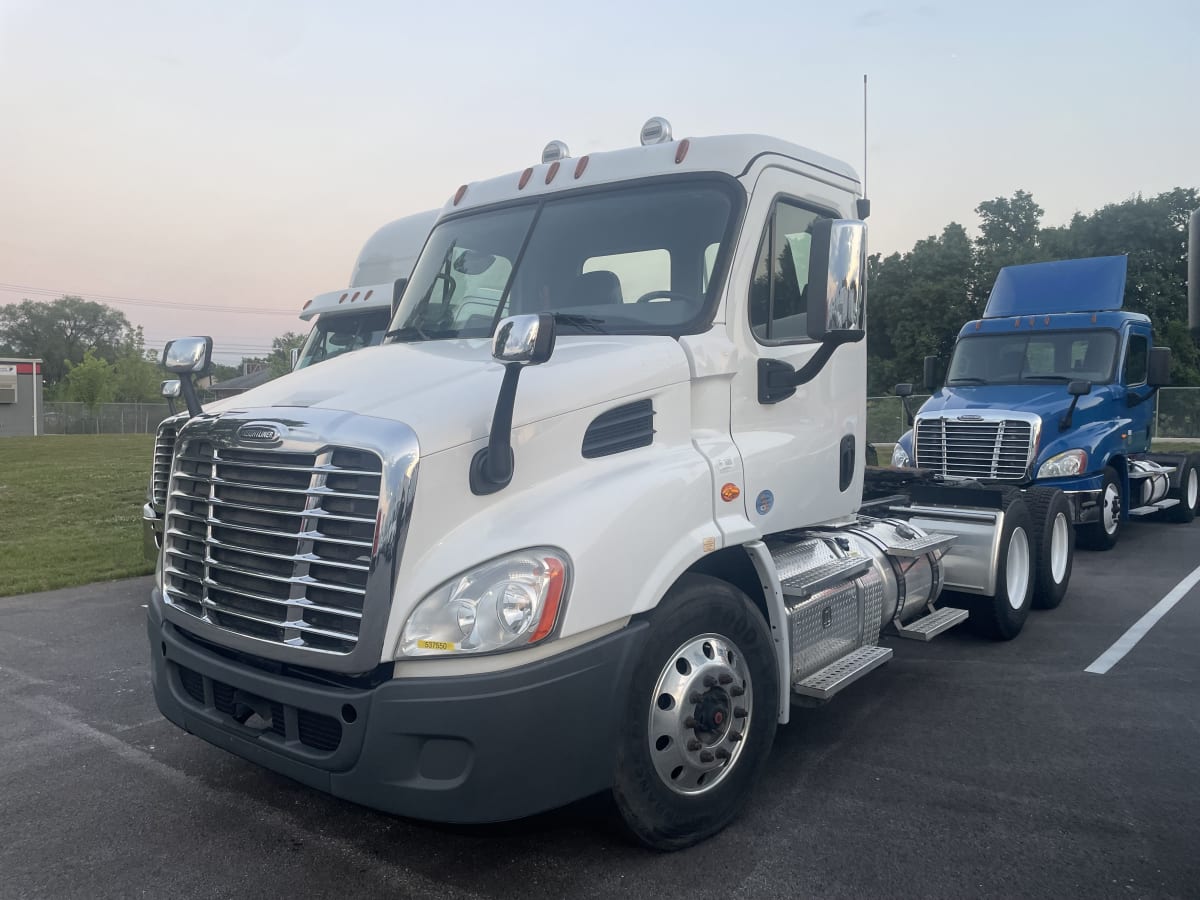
0;358;45;437
207;367;272;399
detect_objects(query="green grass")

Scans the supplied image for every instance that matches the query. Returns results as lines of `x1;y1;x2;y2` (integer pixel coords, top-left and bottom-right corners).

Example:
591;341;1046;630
0;434;155;597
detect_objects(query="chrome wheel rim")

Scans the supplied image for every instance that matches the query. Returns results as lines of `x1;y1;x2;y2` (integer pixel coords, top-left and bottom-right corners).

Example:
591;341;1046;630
1006;526;1031;611
1187;469;1198;511
1102;484;1120;535
1050;512;1070;583
647;633;752;796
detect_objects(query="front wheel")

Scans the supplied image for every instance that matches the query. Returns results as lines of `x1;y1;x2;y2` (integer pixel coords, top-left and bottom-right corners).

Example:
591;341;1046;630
1166;455;1199;524
1026;487;1074;610
1077;465;1122;551
612;575;778;851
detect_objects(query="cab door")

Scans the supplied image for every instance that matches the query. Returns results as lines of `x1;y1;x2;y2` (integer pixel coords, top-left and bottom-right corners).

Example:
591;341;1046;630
727;166;865;533
1121;325;1154;451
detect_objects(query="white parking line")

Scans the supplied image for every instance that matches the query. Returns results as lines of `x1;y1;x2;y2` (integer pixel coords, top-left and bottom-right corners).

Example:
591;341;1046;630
1086;561;1200;674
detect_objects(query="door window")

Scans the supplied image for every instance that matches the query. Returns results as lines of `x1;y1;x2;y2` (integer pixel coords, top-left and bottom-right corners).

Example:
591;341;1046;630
749;200;825;343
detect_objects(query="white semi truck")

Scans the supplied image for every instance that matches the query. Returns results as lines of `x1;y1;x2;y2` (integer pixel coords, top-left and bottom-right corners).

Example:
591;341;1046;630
148;121;1073;849
142;210;438;561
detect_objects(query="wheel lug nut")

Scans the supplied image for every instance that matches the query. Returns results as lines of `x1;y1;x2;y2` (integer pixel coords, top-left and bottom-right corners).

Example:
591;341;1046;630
689;692;703;704
729;732;743;742
735;707;748;718
687;739;702;751
730;686;745;697
684;716;697;728
716;748;731;760
703;675;717;687
718;673;733;685
699;750;715;763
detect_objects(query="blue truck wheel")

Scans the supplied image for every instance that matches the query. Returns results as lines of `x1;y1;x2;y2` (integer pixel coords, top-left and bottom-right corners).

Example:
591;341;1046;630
1078;466;1122;551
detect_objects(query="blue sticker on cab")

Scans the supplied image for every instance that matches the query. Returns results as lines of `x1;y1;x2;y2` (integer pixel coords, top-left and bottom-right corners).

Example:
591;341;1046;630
755;490;774;515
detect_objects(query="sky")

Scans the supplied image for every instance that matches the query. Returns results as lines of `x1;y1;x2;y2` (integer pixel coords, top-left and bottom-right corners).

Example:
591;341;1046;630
1;0;1197;362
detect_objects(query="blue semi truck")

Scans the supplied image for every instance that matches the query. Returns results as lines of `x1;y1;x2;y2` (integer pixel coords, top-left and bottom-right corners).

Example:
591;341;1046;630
891;254;1200;554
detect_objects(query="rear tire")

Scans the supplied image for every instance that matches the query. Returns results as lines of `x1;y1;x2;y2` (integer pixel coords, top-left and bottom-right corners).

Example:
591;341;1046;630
1077;465;1122;551
944;492;1034;640
612;575;779;851
1166;455;1199;524
1025;487;1074;610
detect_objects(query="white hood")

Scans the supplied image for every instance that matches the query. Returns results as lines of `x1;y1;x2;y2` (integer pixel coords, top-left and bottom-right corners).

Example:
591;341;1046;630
205;335;692;455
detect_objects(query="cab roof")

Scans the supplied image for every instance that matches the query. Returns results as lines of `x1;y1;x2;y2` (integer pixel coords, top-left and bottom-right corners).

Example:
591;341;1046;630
444;133;861;214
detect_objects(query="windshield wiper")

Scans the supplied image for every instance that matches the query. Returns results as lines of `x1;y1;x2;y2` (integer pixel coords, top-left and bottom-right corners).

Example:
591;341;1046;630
1022;374;1072;382
384;325;459;342
552;313;609;334
948;377;988;385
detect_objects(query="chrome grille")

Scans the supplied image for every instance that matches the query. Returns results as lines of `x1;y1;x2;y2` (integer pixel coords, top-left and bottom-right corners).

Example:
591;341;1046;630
151;421;178;510
914;416;1034;481
163;439;382;654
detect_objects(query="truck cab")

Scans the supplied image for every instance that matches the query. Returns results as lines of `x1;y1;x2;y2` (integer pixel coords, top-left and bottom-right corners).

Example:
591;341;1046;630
147;122;1068;849
893;256;1200;549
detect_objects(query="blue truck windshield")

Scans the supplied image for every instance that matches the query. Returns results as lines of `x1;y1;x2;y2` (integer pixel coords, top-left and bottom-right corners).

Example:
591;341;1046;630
947;330;1118;385
385;180;737;341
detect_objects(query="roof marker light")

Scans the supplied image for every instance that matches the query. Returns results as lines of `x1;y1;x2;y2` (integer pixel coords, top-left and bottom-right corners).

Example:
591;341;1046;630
541;140;570;163
574;155;589;179
351;291;360;302
675;138;690;164
518;167;533;189
339;293;349;304
1044;316;1050;325
453;184;468;206
364;290;373;301
640;116;673;145
545;161;560;184
302;299;313;310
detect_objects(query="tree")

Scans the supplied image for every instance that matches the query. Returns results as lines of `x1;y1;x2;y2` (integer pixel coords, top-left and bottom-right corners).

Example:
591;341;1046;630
62;350;117;408
267;332;307;378
113;327;166;402
0;296;133;386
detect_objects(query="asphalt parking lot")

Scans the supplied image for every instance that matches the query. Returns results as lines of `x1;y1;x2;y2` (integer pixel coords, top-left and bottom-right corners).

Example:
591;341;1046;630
2;520;1199;900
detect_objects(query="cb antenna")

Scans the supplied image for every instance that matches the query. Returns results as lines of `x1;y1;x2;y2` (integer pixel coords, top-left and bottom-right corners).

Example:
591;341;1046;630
857;74;871;219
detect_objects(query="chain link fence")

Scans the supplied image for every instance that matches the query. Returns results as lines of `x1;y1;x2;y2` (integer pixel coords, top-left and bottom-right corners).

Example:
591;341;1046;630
41;402;174;435
867;388;1200;445
28;390;1200;440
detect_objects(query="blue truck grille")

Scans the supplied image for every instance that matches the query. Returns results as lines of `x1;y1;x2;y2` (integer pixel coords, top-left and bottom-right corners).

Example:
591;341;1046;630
914;417;1034;481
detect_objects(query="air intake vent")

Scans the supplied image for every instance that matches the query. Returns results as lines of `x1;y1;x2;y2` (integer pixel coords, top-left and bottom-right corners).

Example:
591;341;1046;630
582;399;655;458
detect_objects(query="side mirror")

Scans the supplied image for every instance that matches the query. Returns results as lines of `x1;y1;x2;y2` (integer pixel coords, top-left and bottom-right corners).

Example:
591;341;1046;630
806;219;867;344
894;383;914;398
1068;379;1092;397
923;356;939;392
161;337;212;417
492;314;556;366
392;277;409;315
290;348;300;371
1148;347;1172;387
473;314;557;495
1060;380;1092;430
162;337;213;374
159;380;181;399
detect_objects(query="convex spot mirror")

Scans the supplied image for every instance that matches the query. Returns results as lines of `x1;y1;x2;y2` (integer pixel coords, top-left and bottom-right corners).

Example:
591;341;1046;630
162;336;213;374
806;219;867;344
923;356;940;392
493;314;556;366
1068;380;1092;397
1148;347;1172;387
160;379;181;399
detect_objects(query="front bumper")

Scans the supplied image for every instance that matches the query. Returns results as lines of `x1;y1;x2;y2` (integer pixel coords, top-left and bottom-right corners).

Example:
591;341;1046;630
1034;474;1105;525
148;592;648;823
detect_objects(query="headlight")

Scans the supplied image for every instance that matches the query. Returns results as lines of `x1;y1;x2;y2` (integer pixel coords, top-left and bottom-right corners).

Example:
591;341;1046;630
1037;449;1088;479
891;443;912;467
399;548;569;656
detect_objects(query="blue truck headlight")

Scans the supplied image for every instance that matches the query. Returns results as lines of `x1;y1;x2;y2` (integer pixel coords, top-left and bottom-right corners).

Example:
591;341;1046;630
399;549;570;656
891;443;912;468
1037;449;1088;479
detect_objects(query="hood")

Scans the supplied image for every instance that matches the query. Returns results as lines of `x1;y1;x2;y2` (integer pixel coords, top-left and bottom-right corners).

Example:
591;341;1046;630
917;384;1083;425
201;335;691;455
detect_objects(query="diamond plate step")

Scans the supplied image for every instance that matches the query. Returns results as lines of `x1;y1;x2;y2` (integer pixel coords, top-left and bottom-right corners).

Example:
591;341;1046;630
892;606;969;641
793;645;893;700
1130;498;1180;516
881;531;956;558
780;556;872;600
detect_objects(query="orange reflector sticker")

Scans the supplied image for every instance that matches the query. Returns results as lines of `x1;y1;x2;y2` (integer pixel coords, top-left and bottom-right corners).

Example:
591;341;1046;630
721;483;740;502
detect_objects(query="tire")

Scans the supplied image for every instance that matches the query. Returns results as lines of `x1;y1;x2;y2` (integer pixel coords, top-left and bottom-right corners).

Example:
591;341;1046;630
612;575;779;851
1077;465;1122;551
1166;454;1199;524
943;492;1035;640
1025;487;1074;610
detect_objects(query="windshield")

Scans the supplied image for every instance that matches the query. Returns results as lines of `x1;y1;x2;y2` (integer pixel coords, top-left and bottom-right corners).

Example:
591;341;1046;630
386;179;738;341
297;308;391;369
946;330;1118;386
